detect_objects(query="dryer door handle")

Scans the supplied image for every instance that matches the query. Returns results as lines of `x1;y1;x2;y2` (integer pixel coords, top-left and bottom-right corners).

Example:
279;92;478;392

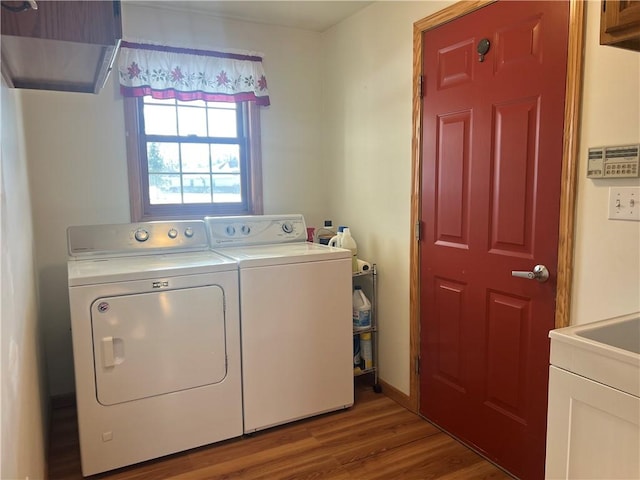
102;336;115;368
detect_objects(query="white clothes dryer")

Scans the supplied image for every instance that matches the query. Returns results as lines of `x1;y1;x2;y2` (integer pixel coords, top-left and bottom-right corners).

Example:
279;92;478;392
206;214;354;433
67;221;242;476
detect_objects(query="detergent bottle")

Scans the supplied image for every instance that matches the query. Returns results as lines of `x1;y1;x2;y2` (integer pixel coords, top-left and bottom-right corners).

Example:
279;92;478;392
341;227;358;272
328;226;346;247
352;286;371;329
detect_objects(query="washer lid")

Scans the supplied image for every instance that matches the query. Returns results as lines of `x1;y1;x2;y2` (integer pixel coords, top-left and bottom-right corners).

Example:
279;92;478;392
68;251;237;286
214;242;350;268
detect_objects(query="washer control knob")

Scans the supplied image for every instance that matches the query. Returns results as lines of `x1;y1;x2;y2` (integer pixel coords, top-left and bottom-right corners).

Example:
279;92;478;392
282;222;293;234
168;228;178;239
134;228;149;242
241;225;251;235
184;227;194;238
226;225;236;236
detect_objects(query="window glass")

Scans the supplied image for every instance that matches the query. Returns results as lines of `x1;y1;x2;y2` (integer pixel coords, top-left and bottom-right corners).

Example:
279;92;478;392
212;174;241;202
211;144;240;171
182;174;212;203
208;107;237;137
143;104;177;135
147;143;180;173
181;144;210;172
177;105;207;137
145;98;176;105
149;173;181;204
177;99;207;108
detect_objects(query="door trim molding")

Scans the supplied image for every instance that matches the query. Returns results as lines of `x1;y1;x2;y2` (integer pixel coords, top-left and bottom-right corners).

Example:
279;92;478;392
409;0;585;412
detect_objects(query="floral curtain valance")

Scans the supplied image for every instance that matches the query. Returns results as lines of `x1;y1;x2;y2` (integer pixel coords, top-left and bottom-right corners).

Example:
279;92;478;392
117;41;270;106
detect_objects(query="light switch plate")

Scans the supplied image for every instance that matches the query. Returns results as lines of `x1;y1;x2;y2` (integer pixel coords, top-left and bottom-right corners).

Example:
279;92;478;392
608;187;640;221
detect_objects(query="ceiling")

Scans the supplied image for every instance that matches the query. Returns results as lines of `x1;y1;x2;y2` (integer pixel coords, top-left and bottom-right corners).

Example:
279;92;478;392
125;1;374;32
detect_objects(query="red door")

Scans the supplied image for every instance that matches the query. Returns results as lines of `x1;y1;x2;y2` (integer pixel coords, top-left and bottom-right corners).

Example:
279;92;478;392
419;2;569;478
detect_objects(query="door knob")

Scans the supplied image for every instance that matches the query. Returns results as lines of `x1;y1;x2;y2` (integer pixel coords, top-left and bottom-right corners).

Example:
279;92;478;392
511;264;549;283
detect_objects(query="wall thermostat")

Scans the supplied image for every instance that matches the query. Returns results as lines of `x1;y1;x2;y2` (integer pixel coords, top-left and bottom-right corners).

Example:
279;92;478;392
587;144;639;178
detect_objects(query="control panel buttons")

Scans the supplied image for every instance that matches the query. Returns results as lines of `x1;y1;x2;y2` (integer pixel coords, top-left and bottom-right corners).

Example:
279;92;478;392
204;215;307;245
134;228;149;242
282;222;293;234
168;228;178;239
184;227;194;238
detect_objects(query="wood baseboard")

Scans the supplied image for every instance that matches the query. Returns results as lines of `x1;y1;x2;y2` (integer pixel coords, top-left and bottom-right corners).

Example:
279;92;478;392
379;378;414;413
49;383;414;414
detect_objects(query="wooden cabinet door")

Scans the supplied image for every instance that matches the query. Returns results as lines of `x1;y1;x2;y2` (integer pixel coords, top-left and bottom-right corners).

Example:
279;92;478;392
1;1;122;92
1;1;121;44
601;0;640;51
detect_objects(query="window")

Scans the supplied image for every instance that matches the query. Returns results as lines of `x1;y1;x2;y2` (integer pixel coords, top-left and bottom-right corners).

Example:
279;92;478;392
124;96;263;221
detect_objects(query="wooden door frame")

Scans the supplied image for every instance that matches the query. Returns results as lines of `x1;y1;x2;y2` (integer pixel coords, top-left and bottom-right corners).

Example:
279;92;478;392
409;0;585;412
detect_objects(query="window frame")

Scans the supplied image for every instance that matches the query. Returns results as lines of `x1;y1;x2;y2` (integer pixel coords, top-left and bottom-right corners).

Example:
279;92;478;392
123;97;263;221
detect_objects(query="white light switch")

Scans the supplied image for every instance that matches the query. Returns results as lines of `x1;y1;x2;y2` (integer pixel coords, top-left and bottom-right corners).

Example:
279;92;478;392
608;187;640;221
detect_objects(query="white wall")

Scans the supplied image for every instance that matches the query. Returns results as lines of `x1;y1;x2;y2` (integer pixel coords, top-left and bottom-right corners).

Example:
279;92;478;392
1;82;48;479
21;82;130;395
321;1;454;394
571;1;640;324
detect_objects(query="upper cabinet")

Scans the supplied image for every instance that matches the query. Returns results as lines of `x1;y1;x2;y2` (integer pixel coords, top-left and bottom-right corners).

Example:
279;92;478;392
1;1;122;93
601;0;640;52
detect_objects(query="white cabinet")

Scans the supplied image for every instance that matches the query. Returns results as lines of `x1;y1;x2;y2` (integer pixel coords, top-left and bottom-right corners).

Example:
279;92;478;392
546;314;640;479
545;366;640;479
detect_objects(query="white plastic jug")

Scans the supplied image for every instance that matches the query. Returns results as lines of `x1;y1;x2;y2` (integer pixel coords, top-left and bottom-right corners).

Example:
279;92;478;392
341;227;358;273
328;226;346;247
352;286;371;329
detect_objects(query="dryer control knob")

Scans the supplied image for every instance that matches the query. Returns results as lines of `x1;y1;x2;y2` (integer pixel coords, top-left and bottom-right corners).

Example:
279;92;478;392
282;222;293;234
184;227;194;238
226;225;236;236
134;228;149;242
168;228;178;239
241;225;251;235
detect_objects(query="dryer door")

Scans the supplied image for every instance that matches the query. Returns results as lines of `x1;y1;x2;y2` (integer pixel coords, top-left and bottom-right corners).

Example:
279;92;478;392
91;285;226;405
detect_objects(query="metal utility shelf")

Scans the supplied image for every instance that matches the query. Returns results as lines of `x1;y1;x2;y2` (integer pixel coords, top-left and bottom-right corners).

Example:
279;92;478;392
353;263;381;393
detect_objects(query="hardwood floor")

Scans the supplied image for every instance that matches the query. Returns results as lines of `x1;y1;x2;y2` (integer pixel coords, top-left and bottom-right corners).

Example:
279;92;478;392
48;380;513;479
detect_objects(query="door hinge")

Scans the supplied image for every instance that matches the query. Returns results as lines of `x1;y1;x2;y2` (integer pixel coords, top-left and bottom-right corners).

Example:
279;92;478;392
415;220;421;241
415;355;421;375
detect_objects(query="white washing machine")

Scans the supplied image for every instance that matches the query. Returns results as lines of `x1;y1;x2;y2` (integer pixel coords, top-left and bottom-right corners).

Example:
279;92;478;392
205;214;354;433
67;220;242;476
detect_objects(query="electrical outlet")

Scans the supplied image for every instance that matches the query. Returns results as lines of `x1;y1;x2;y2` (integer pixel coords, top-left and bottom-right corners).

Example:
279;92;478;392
608;187;640;221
